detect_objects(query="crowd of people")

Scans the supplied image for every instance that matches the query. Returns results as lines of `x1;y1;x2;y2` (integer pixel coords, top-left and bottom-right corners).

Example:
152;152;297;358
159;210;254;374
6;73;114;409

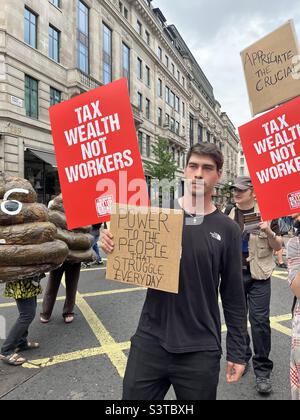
0;143;299;400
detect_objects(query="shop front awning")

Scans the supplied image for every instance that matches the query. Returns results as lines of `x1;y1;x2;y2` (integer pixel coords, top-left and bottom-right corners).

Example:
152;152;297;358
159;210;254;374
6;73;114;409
26;148;57;168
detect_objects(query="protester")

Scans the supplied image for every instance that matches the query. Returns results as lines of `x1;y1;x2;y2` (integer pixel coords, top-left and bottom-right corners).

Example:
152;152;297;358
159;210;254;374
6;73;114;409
226;176;282;395
274;217;294;269
0;175;68;365
101;143;247;401
287;213;300;400
86;223;103;267
40;194;94;324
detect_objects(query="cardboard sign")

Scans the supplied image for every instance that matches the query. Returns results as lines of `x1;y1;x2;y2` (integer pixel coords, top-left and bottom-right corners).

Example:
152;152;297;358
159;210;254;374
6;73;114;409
241;21;300;116
238;95;300;221
49;78;147;230
106;205;184;294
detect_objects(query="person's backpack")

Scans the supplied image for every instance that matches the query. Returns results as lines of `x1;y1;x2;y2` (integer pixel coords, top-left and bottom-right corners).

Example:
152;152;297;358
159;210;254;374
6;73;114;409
278;217;292;235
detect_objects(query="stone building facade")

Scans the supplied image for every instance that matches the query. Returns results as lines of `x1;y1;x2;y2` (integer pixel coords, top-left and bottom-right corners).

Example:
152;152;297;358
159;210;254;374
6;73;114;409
0;0;239;203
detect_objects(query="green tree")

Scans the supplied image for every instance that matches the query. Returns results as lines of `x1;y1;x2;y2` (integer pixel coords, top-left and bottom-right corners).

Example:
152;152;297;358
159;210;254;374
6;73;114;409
144;137;177;181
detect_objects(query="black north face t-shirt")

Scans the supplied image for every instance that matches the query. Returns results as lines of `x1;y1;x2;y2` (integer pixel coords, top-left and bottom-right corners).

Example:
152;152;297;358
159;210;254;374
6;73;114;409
135;208;247;364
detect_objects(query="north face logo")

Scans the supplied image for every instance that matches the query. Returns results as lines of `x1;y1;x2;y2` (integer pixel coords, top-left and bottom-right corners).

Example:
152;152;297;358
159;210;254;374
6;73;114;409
210;232;222;241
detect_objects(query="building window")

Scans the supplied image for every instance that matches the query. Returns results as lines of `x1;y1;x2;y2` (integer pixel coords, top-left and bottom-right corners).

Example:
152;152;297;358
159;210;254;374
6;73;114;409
165;86;170;104
25;75;38;119
122;43;130;87
175;96;180;113
50;87;61;106
124;8;128;19
137;20;142;36
146;98;150;119
198;124;203;143
49;25;60;62
182;102;185;118
158;46;162;60
157;78;162;97
138;92;143;111
146;66;150;87
103;23;112;84
24;7;37;48
145;31;150;46
172;147;175;161
170;91;175;108
165;114;170;127
50;0;60;7
170;118;175;132
138;131;143;154
165;55;169;68
182;152;186;168
119;1;123;12
158;108;162;126
182;76;185;87
175;121;180;135
189;114;194;147
77;0;89;74
146;135;151;157
177;70;180;81
171;63;175;75
137;58;143;80
207;131;211;143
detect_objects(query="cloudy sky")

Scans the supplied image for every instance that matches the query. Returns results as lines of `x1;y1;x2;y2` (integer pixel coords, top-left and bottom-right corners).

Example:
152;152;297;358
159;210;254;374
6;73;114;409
153;0;300;128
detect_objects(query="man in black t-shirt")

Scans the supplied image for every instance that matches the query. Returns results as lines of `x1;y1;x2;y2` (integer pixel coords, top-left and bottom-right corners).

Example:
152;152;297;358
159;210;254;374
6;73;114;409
101;144;248;400
228;176;282;395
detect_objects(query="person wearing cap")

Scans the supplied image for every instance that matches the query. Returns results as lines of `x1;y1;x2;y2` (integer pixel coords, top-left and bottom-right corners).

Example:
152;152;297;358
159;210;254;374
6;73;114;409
287;213;300;400
225;176;282;395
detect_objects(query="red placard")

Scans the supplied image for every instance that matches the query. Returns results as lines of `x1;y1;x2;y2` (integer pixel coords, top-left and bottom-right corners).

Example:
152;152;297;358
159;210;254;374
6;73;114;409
238;95;300;221
49;78;148;229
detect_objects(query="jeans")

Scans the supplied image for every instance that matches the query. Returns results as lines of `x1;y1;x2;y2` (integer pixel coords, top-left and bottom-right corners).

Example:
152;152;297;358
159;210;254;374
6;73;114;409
92;233;101;263
243;272;273;378
123;335;221;401
1;297;37;356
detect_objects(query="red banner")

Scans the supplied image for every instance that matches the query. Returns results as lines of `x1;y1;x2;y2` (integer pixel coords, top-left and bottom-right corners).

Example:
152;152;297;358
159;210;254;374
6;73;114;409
238;95;300;221
49;78;147;229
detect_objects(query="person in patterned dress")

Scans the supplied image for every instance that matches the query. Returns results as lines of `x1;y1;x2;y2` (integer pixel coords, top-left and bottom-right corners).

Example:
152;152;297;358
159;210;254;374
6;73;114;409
0;275;43;366
287;213;300;400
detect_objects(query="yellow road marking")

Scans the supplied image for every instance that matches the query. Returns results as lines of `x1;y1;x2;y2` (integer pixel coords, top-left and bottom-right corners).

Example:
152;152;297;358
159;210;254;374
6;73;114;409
23;314;293;370
273;271;288;281
62;278;128;378
0;287;146;309
270;314;292;337
23;342;131;369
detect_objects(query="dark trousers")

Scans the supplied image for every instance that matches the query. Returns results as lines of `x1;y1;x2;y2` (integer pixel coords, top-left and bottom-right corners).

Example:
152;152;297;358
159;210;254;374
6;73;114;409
1;297;37;356
41;262;81;319
243;272;273;378
123;335;221;401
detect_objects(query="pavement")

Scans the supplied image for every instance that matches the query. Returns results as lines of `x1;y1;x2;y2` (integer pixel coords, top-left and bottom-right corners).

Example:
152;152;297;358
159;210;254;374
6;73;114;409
0;261;293;400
